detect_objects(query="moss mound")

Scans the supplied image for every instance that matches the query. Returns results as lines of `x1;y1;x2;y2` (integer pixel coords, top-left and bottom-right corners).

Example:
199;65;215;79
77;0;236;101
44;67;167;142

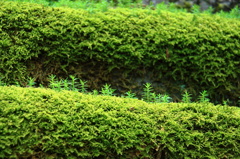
1;1;240;105
0;86;239;158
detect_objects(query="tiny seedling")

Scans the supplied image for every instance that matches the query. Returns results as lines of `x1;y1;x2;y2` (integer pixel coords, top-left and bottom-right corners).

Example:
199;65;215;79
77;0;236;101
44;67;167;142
62;79;70;90
182;90;192;103
198;90;210;103
54;80;63;91
156;94;172;103
48;74;57;89
142;83;154;102
79;79;88;93
92;89;99;96
27;77;36;87
69;75;78;91
150;92;157;103
223;99;230;106
100;84;115;96
48;75;63;91
125;91;137;99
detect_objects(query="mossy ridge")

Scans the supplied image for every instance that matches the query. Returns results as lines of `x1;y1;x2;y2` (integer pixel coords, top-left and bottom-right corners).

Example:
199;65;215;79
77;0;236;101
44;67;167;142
1;1;239;105
0;86;239;158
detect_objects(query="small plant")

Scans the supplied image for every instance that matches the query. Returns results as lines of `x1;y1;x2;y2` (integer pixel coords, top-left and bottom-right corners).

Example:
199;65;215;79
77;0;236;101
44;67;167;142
141;83;172;103
191;4;201;14
92;89;99;96
69;75;78;91
142;83;154;102
62;79;70;90
125;91;137;99
48;75;62;91
100;84;115;96
79;79;88;93
55;80;64;91
156;94;172;103
223;99;230;106
150;92;157;103
16;74;238;106
229;6;240;18
198;90;210;103
217;5;240;19
48;74;56;85
27;77;36;87
182;90;192;103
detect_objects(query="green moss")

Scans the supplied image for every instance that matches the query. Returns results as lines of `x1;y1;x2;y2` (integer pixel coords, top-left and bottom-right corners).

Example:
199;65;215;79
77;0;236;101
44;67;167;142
0;1;239;104
0;86;239;158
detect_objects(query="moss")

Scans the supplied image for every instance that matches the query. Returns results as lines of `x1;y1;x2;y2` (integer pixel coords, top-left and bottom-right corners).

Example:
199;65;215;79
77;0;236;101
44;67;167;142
0;86;239;158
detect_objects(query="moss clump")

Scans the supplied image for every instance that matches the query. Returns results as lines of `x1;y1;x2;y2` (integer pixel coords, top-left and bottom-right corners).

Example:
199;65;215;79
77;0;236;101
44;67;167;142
0;86;239;158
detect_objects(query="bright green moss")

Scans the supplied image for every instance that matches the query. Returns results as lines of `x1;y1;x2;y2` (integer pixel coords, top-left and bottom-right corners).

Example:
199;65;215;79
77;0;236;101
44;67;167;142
0;86;239;158
0;3;239;107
